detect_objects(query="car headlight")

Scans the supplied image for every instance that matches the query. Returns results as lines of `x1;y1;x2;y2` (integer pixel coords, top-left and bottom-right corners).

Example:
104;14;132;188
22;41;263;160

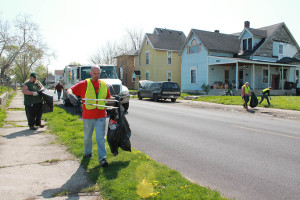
120;85;129;95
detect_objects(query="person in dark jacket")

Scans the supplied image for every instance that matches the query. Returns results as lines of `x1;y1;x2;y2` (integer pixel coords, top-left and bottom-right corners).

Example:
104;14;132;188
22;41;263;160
259;87;272;106
22;72;45;130
54;81;64;100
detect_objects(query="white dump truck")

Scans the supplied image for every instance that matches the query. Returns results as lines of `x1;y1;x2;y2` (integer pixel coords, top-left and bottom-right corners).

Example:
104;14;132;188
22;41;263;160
62;64;130;111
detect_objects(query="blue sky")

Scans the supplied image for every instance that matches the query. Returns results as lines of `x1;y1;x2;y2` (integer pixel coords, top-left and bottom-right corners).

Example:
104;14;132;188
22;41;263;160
1;0;300;73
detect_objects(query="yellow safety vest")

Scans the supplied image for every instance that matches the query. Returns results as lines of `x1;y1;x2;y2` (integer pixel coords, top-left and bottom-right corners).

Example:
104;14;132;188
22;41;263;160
261;88;270;93
84;79;107;110
243;85;250;94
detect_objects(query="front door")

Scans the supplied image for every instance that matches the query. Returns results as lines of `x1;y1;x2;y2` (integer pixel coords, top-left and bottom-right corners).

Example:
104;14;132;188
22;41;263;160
239;70;244;89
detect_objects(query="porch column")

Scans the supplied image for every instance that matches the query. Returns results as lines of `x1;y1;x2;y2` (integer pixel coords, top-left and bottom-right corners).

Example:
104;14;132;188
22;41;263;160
252;64;255;89
268;65;270;87
281;65;284;90
236;62;238;89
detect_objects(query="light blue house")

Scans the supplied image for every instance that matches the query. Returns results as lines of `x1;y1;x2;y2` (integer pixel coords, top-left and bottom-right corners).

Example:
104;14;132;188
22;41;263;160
181;21;300;95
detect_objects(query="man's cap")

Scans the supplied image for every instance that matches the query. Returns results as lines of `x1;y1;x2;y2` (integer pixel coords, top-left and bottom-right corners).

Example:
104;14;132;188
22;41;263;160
30;72;37;78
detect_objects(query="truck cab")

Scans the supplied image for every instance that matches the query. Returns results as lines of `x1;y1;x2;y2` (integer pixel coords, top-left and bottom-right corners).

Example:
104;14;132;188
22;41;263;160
62;65;130;111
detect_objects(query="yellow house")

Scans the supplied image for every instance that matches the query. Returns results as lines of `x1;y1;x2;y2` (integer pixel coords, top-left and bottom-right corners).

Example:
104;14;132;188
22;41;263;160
135;28;186;86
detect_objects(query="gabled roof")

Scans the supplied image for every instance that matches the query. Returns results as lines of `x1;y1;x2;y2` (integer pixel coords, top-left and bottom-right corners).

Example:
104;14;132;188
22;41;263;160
190;29;240;54
146;28;186;51
247;28;267;38
257;22;283;37
115;49;139;58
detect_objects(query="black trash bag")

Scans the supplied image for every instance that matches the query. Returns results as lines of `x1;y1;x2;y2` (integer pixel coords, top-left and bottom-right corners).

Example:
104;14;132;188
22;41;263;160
38;90;53;113
107;104;131;156
250;92;258;108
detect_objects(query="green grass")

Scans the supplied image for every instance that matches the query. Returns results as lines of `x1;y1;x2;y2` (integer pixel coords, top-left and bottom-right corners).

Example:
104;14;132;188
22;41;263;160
0;86;13;95
0;87;16;127
43;106;227;200
0;107;6;128
193;95;300;111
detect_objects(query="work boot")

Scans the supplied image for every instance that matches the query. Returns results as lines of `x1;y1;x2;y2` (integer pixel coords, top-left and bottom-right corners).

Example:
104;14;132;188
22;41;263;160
38;124;45;128
100;159;109;167
29;126;37;130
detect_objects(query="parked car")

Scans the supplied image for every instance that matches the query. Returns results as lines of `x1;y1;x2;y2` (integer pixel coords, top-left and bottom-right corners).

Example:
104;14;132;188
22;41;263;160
137;81;181;102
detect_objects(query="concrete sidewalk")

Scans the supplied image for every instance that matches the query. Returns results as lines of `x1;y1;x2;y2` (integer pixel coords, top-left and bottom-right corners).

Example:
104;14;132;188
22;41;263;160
0;90;101;200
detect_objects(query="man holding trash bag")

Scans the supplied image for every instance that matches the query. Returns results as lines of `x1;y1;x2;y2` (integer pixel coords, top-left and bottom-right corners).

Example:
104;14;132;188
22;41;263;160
241;82;251;110
22;72;45;130
66;65;113;167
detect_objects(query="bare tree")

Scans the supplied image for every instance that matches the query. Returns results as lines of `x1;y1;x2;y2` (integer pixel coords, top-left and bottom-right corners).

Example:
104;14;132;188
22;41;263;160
89;27;144;65
125;27;144;50
0;15;40;80
90;41;118;65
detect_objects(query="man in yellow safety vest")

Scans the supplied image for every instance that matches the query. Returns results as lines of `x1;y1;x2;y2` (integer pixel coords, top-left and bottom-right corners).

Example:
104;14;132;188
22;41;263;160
241;82;251;109
66;65;114;167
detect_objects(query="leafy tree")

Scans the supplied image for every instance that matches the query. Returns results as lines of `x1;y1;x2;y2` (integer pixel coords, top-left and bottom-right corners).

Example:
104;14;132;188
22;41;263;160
34;65;47;83
11;44;45;84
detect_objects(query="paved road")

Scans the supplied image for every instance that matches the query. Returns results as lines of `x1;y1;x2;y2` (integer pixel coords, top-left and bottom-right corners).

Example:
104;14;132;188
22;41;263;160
126;99;300;200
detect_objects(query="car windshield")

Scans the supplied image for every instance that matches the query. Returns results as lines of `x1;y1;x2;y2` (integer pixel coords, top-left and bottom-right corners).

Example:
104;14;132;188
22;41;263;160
81;66;118;80
162;82;179;89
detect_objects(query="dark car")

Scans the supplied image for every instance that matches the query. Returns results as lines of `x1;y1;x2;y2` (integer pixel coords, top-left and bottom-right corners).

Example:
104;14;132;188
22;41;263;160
137;81;181;102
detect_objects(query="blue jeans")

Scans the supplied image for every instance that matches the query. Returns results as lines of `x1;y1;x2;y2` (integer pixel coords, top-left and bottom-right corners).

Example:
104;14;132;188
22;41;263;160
83;118;107;161
57;91;61;100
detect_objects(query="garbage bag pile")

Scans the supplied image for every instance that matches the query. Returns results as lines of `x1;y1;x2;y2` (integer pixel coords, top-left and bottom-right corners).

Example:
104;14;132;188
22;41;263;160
107;104;131;156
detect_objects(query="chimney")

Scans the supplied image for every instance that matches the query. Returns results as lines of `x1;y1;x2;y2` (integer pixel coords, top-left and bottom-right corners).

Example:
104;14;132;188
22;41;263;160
244;21;250;28
214;30;219;33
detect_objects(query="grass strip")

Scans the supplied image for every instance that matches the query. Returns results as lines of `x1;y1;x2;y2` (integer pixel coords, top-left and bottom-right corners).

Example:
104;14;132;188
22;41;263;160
43;106;227;200
192;95;300;111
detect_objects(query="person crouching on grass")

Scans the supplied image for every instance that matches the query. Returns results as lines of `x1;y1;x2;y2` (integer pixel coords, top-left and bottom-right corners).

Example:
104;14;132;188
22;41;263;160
66;65;115;167
259;87;272;106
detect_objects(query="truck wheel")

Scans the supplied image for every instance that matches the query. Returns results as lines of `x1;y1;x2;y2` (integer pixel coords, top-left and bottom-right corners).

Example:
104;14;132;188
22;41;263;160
153;94;159;102
171;98;176;102
123;103;129;111
138;92;142;100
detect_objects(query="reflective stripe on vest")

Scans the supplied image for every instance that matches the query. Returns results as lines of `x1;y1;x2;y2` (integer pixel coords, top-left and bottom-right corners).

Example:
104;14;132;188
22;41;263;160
243;85;250;94
84;79;107;110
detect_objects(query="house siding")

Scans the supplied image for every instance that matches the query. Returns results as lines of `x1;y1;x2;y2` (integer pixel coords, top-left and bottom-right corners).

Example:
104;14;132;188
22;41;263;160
181;35;208;92
155;50;181;85
140;39;156;80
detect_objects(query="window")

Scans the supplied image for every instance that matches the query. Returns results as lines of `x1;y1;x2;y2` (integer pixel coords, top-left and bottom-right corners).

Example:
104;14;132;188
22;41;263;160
243;38;252;50
190;69;197;83
145;51;150;65
279;44;283;54
243;39;247;51
167;71;172;82
263;69;268;83
145;71;150;80
248;38;252;50
132;72;135;82
167;51;172;64
146;40;149;46
188;39;201;54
